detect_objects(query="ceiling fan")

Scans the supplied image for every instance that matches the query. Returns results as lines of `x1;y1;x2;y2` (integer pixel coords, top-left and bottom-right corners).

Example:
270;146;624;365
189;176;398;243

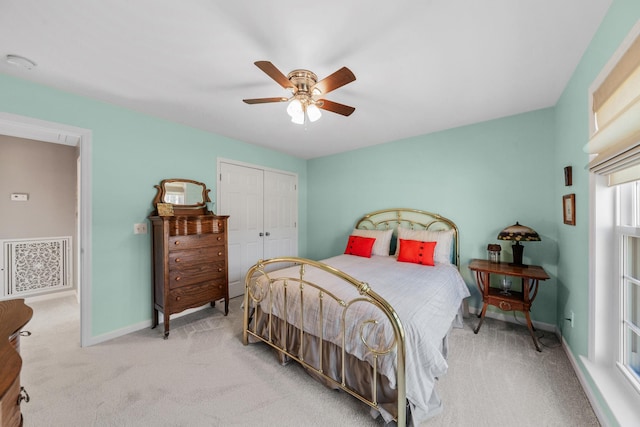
243;61;356;124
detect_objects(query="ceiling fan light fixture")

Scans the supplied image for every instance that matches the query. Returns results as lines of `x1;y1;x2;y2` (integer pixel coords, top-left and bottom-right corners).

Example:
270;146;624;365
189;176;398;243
244;61;356;123
290;110;305;124
287;98;303;118
307;103;322;122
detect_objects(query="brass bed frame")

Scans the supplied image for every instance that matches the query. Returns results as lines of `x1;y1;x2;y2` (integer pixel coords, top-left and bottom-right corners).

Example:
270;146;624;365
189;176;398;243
242;208;460;427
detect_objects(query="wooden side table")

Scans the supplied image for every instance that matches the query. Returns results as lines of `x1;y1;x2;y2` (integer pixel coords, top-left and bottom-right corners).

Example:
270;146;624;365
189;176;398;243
468;259;549;351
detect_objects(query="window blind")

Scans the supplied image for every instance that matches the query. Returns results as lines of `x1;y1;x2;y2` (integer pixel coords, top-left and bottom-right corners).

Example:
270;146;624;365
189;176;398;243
587;27;640;186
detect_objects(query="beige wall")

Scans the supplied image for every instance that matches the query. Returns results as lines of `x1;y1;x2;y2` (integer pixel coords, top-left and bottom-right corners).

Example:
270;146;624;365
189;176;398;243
0;135;76;240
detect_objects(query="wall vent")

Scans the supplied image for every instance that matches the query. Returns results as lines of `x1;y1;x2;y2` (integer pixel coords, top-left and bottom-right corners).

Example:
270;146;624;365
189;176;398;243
2;236;72;298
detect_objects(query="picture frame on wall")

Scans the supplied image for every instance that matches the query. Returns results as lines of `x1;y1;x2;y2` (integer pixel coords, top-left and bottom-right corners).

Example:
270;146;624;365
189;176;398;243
563;194;576;225
564;166;572;186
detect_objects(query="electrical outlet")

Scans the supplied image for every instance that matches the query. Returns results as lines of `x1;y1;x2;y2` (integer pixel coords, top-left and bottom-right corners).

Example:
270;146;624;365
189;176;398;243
133;223;148;234
570;310;574;328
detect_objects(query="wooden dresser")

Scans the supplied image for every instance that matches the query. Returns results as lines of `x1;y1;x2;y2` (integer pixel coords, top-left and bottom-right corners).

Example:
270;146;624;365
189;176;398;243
149;179;229;339
0;299;32;427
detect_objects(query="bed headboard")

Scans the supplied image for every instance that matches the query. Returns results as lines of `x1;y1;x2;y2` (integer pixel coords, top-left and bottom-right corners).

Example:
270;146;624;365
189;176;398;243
354;208;460;267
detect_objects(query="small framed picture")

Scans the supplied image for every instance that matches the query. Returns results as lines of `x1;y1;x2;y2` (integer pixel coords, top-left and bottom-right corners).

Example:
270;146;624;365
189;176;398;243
563;194;575;226
564;166;572;186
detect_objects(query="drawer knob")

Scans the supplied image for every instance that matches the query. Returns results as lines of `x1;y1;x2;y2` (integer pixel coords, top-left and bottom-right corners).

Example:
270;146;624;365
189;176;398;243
175;258;181;263
175;276;181;282
217;236;222;241
218;267;223;272
17;386;30;405
174;241;180;246
218;251;223;256
176;296;181;301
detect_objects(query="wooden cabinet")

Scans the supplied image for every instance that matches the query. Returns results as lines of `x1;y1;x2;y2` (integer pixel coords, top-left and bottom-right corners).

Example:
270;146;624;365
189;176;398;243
0;299;32;427
149;179;229;339
468;259;549;351
150;215;229;338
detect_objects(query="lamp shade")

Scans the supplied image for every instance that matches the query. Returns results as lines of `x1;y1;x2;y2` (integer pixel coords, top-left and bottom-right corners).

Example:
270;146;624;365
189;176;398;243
306;104;322;122
497;222;540;242
497;222;540;266
287;99;303;118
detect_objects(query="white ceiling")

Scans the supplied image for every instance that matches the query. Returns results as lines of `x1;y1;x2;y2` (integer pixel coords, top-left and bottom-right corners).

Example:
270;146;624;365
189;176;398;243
0;1;611;159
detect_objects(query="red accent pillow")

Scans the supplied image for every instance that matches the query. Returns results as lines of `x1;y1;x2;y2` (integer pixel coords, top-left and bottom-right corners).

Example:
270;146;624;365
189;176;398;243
344;235;376;258
397;239;437;266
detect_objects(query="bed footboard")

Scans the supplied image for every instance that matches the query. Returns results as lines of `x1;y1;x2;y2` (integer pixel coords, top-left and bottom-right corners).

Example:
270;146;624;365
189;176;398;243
243;257;407;427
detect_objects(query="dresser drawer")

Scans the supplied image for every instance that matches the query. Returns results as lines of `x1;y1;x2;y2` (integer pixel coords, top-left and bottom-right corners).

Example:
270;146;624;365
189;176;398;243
169;233;225;251
0;375;22;427
169;246;225;267
168;281;227;312
167;218;226;236
169;260;226;289
486;295;526;312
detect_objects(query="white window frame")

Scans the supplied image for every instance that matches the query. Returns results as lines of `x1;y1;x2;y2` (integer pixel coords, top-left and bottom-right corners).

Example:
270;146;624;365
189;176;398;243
586;171;640;426
615;182;640;394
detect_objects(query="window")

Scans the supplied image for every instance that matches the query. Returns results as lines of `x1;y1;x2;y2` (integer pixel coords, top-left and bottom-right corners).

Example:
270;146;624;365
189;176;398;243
617;181;640;391
586;21;640;420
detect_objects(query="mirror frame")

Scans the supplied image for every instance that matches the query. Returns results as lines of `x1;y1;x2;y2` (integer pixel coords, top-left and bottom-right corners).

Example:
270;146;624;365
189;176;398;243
152;178;211;214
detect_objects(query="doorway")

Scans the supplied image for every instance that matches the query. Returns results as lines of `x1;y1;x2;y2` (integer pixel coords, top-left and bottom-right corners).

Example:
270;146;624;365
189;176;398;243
0;112;92;347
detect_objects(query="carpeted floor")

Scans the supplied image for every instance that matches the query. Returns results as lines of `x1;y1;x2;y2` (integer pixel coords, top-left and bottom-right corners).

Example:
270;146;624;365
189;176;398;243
18;295;599;426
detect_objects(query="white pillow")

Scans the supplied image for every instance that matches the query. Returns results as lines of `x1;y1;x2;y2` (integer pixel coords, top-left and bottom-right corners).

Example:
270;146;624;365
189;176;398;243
396;228;454;264
351;228;393;256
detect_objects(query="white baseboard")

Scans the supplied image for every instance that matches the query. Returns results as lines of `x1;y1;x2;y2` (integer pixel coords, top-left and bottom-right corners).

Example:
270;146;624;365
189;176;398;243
24;289;77;303
84;318;152;346
559;336;609;426
466;305;556;332
84;300;227;346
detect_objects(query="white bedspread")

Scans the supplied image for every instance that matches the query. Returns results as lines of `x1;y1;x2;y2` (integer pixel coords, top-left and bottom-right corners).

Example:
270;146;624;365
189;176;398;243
253;254;470;424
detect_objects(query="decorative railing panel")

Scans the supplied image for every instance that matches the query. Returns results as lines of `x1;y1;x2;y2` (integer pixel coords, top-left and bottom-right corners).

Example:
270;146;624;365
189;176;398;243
2;237;72;298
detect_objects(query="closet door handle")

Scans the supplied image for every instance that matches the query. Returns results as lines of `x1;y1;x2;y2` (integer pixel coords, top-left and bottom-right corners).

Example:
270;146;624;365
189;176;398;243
259;232;264;237
265;232;271;236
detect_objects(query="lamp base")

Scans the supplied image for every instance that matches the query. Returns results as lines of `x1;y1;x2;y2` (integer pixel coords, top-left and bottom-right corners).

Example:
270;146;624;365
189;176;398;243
510;242;528;267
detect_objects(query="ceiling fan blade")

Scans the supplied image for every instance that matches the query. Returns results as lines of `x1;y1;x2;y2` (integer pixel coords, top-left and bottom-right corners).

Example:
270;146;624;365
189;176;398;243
317;99;356;116
313;67;356;95
254;61;295;90
243;97;288;104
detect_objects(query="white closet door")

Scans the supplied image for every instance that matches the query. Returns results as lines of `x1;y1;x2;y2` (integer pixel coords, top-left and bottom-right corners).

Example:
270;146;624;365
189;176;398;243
263;171;298;260
218;161;298;298
218;162;264;298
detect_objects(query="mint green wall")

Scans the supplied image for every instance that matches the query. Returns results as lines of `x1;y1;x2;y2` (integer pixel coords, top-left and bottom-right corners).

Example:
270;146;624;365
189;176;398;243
308;108;558;324
3;4;638;420
554;0;640;424
0;74;308;337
